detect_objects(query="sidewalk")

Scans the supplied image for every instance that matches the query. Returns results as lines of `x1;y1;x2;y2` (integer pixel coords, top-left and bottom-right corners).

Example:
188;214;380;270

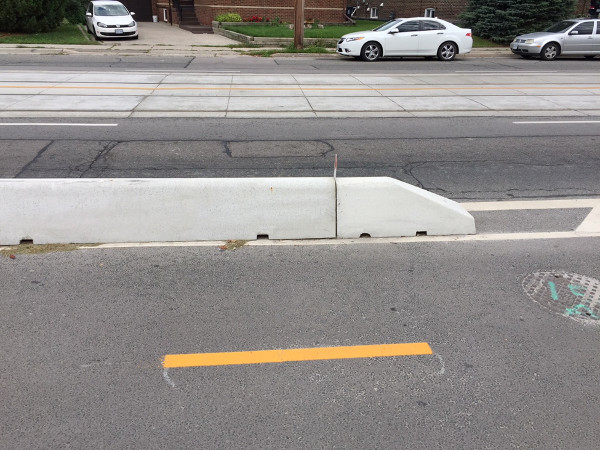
0;21;510;57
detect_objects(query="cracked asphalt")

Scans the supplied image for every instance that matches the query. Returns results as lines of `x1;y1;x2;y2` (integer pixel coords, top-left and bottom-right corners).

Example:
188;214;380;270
2;116;599;200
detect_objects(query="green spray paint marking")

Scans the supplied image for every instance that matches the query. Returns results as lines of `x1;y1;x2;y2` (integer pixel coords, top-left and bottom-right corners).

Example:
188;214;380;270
547;281;559;300
568;284;586;297
565;303;599;319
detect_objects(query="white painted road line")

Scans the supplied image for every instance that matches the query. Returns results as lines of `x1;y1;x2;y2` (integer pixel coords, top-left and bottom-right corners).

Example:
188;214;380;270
81;230;600;250
462;199;600;211
0;123;118;127
513;121;600;125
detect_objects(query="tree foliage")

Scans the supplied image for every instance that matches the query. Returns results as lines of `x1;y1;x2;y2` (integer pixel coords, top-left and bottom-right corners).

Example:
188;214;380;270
0;0;87;33
460;0;578;44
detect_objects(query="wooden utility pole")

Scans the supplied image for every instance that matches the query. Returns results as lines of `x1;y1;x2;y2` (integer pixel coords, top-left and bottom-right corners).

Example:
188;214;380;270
294;0;305;49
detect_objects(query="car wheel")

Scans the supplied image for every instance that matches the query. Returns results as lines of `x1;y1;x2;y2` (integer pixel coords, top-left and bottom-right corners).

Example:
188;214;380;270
584;55;596;59
92;26;100;41
540;43;559;61
361;42;382;62
437;42;457;61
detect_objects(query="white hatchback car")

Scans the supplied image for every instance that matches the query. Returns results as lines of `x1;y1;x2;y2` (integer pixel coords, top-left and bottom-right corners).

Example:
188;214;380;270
85;0;138;40
337;17;472;61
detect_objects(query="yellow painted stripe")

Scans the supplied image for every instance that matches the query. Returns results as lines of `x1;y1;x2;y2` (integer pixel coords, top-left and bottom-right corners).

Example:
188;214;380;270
163;342;433;368
2;85;600;92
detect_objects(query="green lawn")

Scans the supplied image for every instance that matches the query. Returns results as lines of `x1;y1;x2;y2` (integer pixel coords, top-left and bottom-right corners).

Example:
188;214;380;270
0;23;95;45
224;20;503;47
224;20;380;39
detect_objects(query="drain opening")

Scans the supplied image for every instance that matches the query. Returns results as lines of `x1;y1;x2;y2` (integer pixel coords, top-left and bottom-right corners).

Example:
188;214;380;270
360;233;371;238
416;231;427;236
256;234;269;240
20;239;34;245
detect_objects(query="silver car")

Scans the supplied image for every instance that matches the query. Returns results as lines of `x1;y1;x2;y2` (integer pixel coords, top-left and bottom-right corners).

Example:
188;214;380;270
511;18;600;60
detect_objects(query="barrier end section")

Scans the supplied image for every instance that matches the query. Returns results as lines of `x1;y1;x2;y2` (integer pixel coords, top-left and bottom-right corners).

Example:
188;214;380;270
336;177;476;238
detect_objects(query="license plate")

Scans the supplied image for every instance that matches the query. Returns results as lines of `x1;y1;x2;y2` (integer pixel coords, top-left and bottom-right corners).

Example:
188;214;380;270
116;29;123;34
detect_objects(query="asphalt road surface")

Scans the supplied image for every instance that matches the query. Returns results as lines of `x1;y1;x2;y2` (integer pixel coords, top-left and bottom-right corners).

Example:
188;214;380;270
1;117;599;200
2;238;600;448
1;55;600;449
1;52;599;73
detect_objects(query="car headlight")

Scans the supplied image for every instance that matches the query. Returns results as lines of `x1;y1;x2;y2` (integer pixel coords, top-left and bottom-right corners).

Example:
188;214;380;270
345;37;364;42
524;39;536;44
96;22;107;28
127;21;135;27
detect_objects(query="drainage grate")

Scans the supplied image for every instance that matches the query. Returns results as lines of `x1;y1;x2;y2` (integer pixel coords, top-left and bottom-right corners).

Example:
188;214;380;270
522;271;600;323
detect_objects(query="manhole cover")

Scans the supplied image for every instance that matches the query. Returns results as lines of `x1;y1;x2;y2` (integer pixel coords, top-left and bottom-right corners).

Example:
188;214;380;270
522;271;600;323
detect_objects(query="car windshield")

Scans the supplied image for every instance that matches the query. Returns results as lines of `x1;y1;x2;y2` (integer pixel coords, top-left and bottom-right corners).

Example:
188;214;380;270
94;4;129;16
544;20;576;32
373;20;402;31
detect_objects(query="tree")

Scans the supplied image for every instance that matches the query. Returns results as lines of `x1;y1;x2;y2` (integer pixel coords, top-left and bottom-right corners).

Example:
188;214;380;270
0;0;86;33
460;0;578;44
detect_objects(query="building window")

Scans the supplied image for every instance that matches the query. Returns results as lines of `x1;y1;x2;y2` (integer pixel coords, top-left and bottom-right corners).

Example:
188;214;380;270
370;7;378;19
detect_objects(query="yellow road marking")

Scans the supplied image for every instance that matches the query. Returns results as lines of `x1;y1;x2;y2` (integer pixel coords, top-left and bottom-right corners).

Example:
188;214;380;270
163;342;433;368
2;85;600;92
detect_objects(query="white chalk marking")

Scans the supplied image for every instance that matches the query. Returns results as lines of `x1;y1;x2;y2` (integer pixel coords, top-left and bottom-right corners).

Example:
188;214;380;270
435;354;445;375
162;368;175;388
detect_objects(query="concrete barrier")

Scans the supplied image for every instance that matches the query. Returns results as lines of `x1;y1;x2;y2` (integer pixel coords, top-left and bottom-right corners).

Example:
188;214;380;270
336;177;476;238
0;176;475;245
0;178;336;244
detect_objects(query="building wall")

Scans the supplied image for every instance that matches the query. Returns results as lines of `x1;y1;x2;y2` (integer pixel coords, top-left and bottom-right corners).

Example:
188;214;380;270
195;0;347;25
347;0;467;22
349;0;593;23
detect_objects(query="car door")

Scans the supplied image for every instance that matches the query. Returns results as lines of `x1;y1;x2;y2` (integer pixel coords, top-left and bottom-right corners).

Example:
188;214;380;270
592;20;600;53
418;20;446;55
563;20;595;53
85;2;93;31
385;20;421;56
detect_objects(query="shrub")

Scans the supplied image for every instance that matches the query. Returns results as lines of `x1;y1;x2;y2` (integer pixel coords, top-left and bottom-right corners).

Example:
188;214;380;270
215;12;242;23
460;0;577;44
0;0;67;32
243;16;269;23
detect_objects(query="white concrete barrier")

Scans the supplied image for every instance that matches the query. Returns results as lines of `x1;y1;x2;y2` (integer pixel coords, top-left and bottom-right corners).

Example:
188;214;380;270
0;178;336;244
336;177;475;238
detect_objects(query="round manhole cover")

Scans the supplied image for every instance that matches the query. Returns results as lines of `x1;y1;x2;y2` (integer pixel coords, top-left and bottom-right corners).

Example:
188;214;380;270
522;271;600;323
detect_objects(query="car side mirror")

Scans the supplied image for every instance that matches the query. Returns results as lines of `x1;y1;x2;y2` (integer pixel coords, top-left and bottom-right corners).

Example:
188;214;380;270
131;11;135;16
570;30;579;35
389;29;398;34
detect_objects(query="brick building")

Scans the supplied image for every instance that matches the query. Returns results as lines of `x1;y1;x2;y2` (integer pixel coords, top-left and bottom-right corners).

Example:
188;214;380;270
348;0;592;23
143;0;592;29
152;0;347;27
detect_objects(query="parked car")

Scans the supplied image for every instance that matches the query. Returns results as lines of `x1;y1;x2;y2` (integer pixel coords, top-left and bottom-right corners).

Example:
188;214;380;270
85;0;138;40
511;18;600;60
337;17;472;62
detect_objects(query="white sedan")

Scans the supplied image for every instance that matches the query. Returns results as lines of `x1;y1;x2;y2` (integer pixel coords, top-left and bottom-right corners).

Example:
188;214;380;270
337;17;472;61
85;0;138;40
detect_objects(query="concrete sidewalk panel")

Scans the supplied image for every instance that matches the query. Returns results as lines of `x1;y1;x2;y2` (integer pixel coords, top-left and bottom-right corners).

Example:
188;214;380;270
0;178;336;244
336;177;476;238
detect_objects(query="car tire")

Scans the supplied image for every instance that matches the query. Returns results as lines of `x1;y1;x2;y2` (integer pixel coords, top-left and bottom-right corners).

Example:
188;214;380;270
437;42;457;61
540;43;560;61
92;26;100;41
361;42;382;62
584;55;596;59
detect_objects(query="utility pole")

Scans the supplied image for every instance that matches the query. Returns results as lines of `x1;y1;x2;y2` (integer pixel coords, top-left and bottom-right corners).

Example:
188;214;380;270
294;0;305;49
